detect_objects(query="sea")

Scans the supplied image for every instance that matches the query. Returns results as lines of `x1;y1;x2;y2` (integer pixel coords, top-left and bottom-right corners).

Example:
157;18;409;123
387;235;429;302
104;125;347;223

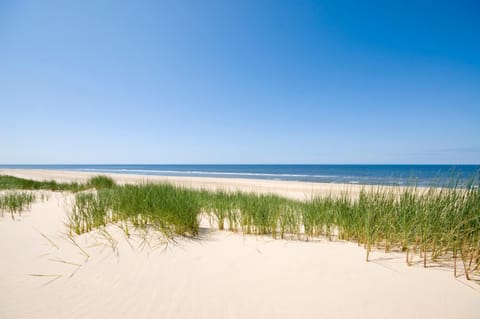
1;164;479;187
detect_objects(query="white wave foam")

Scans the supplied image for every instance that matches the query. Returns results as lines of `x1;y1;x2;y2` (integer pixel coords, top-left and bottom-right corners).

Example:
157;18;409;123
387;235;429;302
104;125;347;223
75;168;335;179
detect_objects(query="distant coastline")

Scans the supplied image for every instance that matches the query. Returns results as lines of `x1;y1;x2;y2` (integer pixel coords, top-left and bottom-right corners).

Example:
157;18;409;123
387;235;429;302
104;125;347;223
0;164;478;187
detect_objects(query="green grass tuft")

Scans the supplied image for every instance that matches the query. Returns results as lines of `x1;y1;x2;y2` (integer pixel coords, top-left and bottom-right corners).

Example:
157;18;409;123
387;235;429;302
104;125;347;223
87;176;116;189
0;192;36;218
0;175;116;192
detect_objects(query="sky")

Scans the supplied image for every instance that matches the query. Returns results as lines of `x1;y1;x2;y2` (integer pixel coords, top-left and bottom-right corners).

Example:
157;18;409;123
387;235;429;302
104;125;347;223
1;0;479;164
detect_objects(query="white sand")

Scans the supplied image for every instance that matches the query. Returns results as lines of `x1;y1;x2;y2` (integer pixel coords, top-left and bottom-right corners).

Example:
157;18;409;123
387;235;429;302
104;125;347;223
0;170;479;319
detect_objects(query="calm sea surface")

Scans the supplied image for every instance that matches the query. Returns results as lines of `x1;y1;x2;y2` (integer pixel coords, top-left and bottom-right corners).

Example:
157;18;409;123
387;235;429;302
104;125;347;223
1;164;479;187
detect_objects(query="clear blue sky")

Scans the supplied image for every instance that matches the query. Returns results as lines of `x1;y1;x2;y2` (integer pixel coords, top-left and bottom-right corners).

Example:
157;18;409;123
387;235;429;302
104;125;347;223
1;0;479;164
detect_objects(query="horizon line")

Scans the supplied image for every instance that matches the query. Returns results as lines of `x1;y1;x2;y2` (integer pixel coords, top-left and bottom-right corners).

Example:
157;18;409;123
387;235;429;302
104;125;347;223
1;163;479;166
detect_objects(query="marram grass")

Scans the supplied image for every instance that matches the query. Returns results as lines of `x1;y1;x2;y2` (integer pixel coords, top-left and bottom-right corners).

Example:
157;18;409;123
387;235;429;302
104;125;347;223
0;175;116;218
3;174;479;280
0;175;115;192
70;184;200;237
70;180;480;279
0;192;36;218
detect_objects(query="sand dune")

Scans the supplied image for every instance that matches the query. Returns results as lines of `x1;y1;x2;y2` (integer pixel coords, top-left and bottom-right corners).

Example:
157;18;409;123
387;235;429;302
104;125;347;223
0;170;479;318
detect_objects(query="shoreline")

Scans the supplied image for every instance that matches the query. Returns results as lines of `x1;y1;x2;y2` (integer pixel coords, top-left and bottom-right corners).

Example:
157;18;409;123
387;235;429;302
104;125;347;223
0;168;421;200
1;164;477;188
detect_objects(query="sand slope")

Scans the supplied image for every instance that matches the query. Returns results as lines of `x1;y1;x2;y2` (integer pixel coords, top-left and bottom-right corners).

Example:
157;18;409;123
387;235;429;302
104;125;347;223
0;170;479;318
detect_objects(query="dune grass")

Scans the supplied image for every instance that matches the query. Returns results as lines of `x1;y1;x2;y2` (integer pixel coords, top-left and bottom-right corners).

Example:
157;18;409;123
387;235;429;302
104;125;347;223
0;175;115;192
67;179;480;280
86;175;116;189
0;175;116;218
2;174;478;280
0;175;80;191
0;192;36;218
70;184;200;237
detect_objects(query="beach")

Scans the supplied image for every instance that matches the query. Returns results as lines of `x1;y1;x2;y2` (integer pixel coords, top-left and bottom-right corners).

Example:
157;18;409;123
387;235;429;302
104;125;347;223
0;168;421;200
0;169;479;319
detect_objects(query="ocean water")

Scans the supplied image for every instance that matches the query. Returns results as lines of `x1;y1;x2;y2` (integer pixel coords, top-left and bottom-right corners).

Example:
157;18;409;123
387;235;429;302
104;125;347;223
1;164;479;187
